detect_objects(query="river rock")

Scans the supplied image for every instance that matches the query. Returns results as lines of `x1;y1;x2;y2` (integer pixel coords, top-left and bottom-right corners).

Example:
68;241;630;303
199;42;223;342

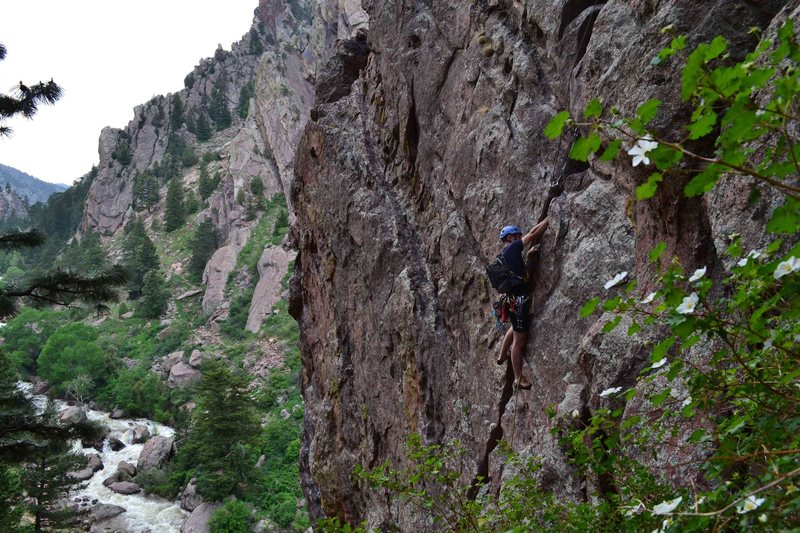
31;380;49;395
180;502;218;533
108;437;125;451
87;454;104;472
117;461;137;477
69;467;95;481
179;478;203;512
91;503;126;521
131;424;150;444
138;435;175;472
108;481;141;495
168;362;200;388
59;405;88;425
109;408;125;419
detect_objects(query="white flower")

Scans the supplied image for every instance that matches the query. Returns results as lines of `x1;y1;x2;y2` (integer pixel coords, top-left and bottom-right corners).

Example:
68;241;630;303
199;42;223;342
688;266;706;282
624;501;644;517
640;292;657;304
652;358;667;368
571;409;580;418
599;386;622;397
653;496;682;515
737;249;761;267
628;136;659;167
681;396;692;408
758;513;768;523
604;271;628;289
676;293;699;315
736;495;766;514
774;256;800;279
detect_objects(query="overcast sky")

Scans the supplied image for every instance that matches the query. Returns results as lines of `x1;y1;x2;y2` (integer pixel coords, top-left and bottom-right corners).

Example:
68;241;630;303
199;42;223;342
0;0;258;185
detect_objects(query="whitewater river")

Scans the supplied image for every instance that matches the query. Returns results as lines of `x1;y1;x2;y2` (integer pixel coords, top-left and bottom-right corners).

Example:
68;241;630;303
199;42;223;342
21;383;188;532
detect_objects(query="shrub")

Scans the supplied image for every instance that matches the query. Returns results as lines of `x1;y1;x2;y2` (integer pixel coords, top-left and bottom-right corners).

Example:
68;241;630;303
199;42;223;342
210;500;252;533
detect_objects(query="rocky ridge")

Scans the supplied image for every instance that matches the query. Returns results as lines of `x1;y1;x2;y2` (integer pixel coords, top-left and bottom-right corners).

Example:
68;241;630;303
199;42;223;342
289;0;798;527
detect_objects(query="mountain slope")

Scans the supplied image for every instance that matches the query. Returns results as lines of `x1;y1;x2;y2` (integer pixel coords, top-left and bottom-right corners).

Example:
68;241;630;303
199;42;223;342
0;163;67;204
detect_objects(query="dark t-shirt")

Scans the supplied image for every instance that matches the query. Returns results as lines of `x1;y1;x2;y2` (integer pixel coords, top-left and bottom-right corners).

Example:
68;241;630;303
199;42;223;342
502;239;527;279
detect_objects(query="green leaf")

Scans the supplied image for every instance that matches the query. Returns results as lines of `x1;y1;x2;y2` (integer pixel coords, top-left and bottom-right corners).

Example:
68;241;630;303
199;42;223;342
682;45;707;100
583;99;603;119
570;132;602;161
544;111;571;139
650;145;683;170
636;172;663;200
687;111;717;140
580;298;601;318
603;296;621;312
650;389;671;407
627;322;642;336
621;415;642;430
705;36;728;61
649;242;667;263
602;315;622;333
652;336;676;361
766;199;800;234
688;428;707;443
599;140;622;162
636;99;662;125
684;164;723;196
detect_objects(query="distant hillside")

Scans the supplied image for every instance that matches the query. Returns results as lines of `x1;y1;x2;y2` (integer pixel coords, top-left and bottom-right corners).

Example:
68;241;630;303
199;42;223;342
0;163;68;204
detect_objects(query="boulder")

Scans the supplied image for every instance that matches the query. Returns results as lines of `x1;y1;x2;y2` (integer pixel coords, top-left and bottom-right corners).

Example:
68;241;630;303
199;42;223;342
131;425;150;444
109;408;125;419
59;405;87;425
179;478;203;512
245;246;297;332
176;289;203;301
91;503;126;521
201;228;250;317
87;454;104;472
69;467;95;481
108;481;141;495
168;362;200;388
108;437;125;451
117;461;137;477
188;350;204;368
137;435;175;472
31;381;50;395
180;502;218;533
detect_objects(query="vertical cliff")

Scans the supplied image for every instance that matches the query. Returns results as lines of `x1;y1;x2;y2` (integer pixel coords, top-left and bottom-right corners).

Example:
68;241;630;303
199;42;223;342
290;0;796;527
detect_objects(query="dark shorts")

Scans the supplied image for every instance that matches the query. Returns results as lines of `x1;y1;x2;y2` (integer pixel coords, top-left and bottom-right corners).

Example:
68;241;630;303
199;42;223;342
509;295;532;333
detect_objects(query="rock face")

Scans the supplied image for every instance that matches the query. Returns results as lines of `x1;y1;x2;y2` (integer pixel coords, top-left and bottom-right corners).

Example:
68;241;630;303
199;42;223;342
137;435;175;472
290;0;796;527
0;186;28;220
202;227;251;317
179;478;203;512
168;362;201;388
180;502;218;533
246;245;297;331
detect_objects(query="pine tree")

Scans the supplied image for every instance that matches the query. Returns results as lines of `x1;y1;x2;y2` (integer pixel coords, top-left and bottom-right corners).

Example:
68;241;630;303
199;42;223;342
132;171;160;212
123;220;159;299
170;93;184;130
198;162;218;201
0;43;62;137
164;178;186;232
195;112;212;142
20;402;88;533
188;219;219;281
137;270;169;318
210;79;232;131
189;359;260;500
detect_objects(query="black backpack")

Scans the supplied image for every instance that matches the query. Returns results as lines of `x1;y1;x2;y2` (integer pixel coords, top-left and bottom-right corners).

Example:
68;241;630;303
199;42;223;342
486;253;526;294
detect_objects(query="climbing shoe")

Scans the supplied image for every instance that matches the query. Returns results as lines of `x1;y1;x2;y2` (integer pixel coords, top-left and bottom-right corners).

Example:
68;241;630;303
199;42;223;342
514;378;532;390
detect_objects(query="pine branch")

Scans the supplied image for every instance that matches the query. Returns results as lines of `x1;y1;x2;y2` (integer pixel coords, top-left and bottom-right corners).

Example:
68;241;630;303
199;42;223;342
0;230;47;250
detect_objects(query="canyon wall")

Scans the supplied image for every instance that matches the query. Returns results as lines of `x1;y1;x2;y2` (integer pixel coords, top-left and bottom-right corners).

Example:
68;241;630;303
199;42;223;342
290;0;796;527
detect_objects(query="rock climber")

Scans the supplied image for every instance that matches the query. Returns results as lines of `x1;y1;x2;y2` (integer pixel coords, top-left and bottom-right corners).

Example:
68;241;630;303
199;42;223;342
495;218;549;390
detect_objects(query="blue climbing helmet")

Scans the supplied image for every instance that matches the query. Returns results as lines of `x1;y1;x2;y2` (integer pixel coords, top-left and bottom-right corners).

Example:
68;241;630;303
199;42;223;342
499;225;522;240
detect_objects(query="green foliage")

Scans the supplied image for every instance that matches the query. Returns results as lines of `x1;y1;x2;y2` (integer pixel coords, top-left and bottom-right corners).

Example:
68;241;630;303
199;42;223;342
37;322;109;399
188;219;219;282
170;93;185;130
198;161;220;200
195;112;212;142
164;177;186;232
543;22;800;531
237;81;255;118
210;500;252;533
249;175;264;197
123;220;160;299
1;307;61;374
99;365;169;419
59;230;110;273
182;359;261;501
137;270;169;318
112;133;132;166
210;78;233;131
